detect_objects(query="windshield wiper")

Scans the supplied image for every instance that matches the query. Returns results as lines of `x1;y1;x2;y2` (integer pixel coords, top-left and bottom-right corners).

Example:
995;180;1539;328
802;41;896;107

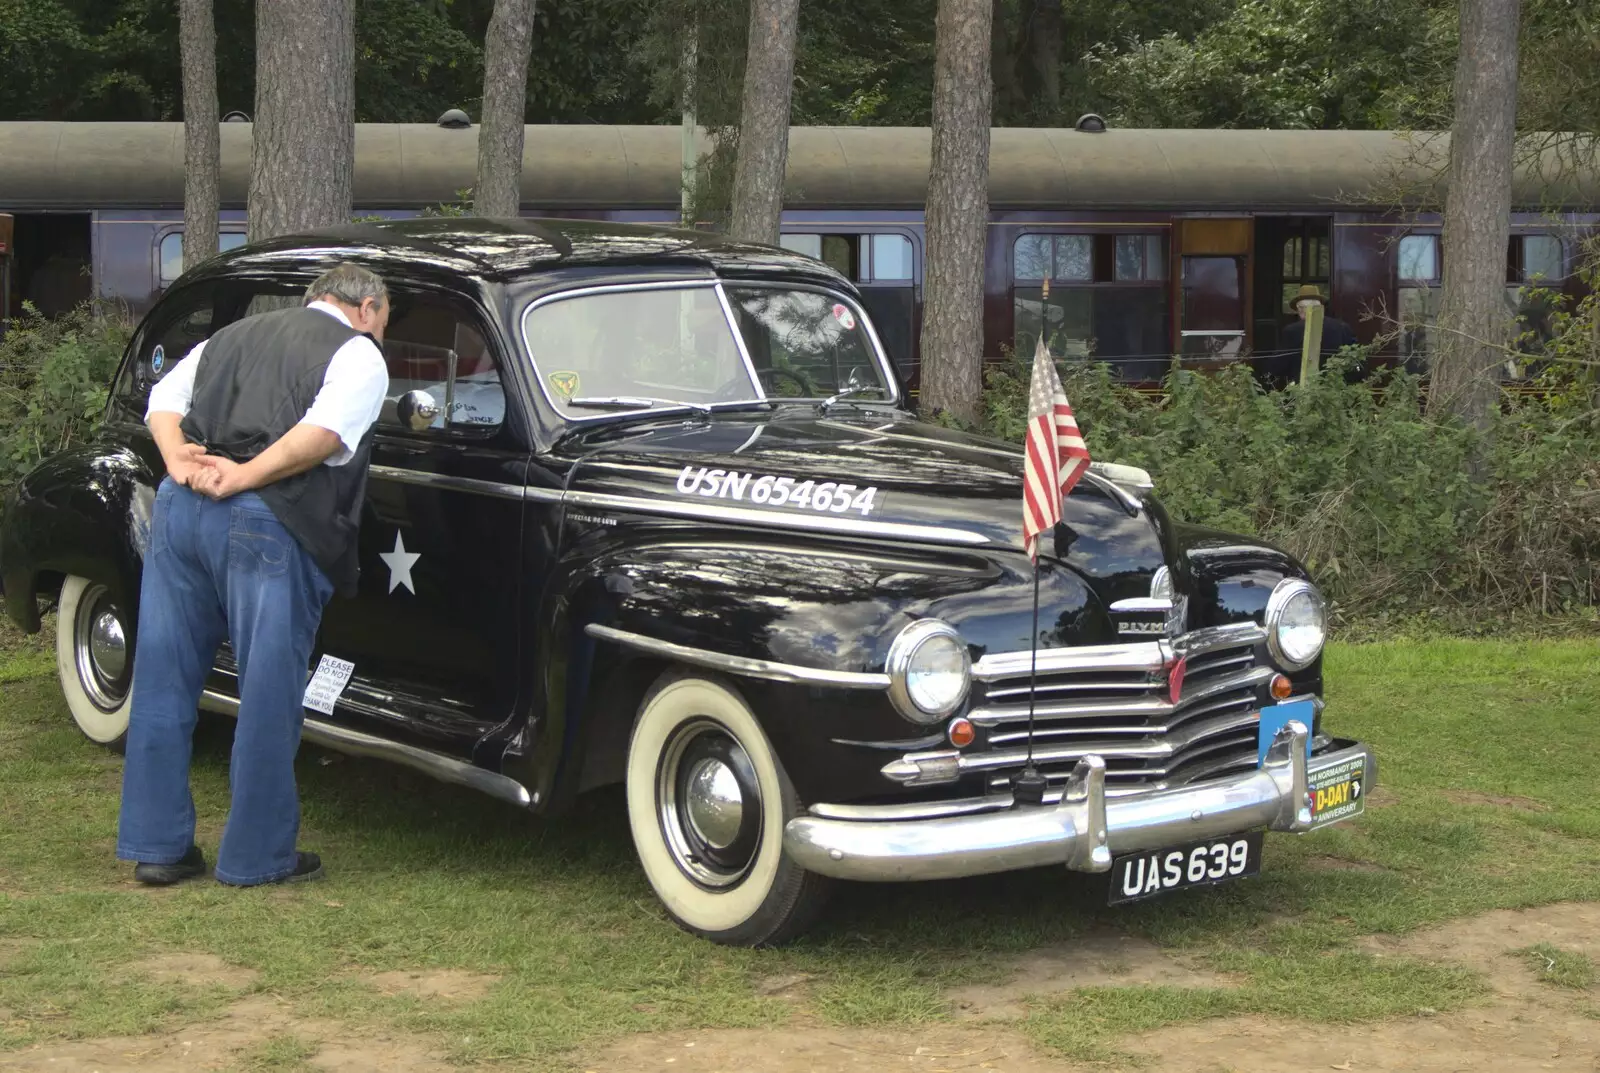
567;396;713;418
815;385;886;415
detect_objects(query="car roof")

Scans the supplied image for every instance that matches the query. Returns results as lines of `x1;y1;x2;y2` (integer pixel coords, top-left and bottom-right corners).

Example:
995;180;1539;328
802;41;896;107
192;217;853;291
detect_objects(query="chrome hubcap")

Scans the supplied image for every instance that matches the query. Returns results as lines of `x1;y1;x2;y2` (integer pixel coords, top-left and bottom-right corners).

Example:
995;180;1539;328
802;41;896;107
74;585;130;711
684;758;744;850
658;719;763;890
89;611;127;682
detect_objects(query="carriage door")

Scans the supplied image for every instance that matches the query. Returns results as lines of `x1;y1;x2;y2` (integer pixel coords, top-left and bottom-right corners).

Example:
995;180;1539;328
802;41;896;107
1172;218;1253;364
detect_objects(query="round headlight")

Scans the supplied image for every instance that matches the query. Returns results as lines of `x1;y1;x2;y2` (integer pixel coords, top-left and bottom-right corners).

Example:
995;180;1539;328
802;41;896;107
886;620;971;724
1265;579;1327;671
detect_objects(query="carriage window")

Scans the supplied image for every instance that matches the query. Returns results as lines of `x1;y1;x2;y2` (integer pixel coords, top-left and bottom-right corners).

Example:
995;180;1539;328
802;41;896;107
1510;234;1564;282
1398;235;1440;281
158;231;248;285
779;233;858;278
381;296;505;431
1114;235;1168;281
870;234;914;280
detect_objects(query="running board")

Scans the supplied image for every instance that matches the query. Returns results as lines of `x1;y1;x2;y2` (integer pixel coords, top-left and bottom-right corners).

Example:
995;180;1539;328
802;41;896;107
199;690;535;809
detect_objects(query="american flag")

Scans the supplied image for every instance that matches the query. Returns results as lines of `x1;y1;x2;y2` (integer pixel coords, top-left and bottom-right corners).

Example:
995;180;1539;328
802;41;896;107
1021;335;1091;562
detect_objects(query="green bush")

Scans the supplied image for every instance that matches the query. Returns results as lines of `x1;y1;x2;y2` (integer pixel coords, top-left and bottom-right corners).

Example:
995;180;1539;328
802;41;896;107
0;301;133;506
981;351;1600;623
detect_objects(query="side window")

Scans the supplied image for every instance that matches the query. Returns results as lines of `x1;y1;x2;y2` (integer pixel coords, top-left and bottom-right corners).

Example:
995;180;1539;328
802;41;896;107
114;289;217;406
1396;234;1441;366
379;294;506;433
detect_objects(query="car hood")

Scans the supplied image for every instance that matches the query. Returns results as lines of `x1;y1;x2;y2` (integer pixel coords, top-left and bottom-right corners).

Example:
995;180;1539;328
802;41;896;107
556;409;1171;589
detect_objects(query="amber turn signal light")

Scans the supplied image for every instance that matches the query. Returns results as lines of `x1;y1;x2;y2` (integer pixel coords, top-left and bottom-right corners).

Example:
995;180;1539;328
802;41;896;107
947;717;976;748
1270;673;1293;700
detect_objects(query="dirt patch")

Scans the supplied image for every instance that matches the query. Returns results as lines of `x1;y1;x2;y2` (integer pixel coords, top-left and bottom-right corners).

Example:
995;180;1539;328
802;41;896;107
1122;903;1600;1072
367;968;499;1002
1359;902;1600;992
127;952;260;991
947;930;1239;1022
587;1025;1075;1072
0;995;457;1072
753;972;814;1000
1441;789;1551;812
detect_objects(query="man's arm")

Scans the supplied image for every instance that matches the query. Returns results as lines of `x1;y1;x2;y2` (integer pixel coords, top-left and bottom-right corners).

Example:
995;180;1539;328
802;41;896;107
190;424;343;499
145;346;208;486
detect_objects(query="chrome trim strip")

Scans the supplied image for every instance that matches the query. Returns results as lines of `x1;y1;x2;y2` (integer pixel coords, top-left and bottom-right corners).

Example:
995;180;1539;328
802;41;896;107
970;666;1273;727
973;639;1166;682
783;727;1376;882
368;465;552;503
198;690;534;808
1108;597;1174;613
584;623;890;689
808;796;1006;821
960;707;1264;771
563;489;992;546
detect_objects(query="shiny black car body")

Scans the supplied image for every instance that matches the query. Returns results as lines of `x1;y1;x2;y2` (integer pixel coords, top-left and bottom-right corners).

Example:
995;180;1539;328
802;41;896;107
1;219;1375;945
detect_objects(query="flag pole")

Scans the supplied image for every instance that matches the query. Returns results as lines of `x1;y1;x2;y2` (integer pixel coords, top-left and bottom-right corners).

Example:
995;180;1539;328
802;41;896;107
1014;555;1047;805
1015;279;1050;808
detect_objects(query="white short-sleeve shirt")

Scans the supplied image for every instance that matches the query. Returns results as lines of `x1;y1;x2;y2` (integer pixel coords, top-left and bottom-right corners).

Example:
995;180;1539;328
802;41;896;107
146;301;389;466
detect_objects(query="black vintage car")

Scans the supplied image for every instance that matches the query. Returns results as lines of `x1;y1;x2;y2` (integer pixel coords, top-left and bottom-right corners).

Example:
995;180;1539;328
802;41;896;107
1;219;1375;945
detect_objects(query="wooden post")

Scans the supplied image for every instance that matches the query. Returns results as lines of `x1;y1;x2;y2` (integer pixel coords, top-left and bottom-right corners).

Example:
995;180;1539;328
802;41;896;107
1299;303;1324;383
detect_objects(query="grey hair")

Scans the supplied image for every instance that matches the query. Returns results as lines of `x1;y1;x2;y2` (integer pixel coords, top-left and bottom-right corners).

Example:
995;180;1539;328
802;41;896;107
305;263;388;309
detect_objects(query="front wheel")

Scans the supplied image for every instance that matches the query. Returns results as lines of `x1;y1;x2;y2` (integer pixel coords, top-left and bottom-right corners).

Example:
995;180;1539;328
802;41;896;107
55;575;133;750
625;672;830;946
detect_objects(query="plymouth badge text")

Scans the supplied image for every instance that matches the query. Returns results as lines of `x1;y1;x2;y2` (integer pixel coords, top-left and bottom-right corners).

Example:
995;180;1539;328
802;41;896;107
675;466;880;516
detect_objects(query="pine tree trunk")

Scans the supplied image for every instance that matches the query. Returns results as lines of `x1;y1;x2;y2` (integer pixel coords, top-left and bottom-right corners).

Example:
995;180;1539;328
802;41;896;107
990;0;1015;122
1427;0;1521;430
247;0;356;242
1027;0;1062;120
474;0;537;218
919;0;993;424
179;0;219;277
727;0;800;244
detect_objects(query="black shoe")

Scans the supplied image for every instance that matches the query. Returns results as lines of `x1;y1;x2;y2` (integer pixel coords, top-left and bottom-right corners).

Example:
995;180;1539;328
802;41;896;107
267;851;325;885
133;845;207;886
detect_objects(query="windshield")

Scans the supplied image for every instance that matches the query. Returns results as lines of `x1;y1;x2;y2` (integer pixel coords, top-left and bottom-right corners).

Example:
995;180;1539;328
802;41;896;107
521;282;894;420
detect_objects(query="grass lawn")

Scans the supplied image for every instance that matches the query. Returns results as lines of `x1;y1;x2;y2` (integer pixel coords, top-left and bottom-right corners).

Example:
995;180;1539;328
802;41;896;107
1;622;1597;1069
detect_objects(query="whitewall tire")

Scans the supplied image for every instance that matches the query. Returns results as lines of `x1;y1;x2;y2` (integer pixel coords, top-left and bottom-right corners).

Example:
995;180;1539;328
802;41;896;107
55;575;133;750
626;672;830;946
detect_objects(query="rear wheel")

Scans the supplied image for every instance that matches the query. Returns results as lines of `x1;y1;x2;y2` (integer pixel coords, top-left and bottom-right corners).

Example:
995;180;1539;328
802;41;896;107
625;672;830;946
55;575;133;750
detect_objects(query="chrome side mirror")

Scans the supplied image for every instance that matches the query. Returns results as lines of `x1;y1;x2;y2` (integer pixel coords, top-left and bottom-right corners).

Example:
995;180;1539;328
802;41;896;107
395;389;441;432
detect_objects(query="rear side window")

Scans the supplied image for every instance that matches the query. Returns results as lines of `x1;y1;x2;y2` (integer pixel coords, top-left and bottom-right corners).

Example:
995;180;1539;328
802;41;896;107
113;279;304;410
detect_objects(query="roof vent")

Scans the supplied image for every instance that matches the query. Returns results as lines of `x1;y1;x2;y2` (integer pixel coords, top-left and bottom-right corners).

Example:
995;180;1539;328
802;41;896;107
222;110;250;123
437;108;471;129
1075;113;1107;133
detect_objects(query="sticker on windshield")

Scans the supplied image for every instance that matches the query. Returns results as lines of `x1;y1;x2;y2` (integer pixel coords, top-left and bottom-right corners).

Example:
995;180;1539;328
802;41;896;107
830;303;857;331
151;344;165;375
676;466;879;516
548;370;580;401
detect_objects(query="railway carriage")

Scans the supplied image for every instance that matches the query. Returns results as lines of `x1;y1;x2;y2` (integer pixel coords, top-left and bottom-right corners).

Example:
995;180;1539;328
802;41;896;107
3;121;1595;383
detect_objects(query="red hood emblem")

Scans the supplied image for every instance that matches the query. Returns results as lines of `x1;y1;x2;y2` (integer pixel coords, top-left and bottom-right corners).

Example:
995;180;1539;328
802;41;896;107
1168;656;1187;705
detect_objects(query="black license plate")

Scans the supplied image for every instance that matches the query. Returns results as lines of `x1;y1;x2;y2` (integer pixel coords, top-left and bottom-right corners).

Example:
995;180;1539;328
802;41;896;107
1107;830;1264;905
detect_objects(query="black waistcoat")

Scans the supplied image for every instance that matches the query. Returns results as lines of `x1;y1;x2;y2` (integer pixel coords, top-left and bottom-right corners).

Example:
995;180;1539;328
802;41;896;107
179;306;375;596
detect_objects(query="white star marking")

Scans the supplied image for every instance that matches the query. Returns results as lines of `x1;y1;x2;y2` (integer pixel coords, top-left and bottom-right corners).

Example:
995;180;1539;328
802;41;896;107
378;530;420;594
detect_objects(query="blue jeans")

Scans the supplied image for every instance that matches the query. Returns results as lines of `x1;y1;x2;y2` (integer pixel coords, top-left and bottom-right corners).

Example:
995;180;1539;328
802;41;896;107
116;479;333;885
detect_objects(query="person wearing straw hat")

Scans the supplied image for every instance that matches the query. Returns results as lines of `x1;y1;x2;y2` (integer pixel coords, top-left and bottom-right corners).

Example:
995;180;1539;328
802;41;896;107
1263;284;1360;387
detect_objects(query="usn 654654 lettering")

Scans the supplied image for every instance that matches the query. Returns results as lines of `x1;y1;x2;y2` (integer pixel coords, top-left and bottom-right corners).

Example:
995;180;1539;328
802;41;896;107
0;219;1375;945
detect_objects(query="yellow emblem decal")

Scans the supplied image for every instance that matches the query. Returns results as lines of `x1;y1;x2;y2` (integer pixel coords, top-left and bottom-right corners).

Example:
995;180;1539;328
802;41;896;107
548;370;580;401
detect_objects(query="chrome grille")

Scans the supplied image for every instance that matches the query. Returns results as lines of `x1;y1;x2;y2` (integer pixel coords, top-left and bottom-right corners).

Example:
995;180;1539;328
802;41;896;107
967;622;1268;796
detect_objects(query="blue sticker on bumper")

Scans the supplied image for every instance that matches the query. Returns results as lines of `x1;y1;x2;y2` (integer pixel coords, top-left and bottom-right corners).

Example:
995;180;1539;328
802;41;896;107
1258;698;1316;766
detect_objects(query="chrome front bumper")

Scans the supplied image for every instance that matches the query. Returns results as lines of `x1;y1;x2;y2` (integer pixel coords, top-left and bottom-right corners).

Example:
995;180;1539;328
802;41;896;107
783;721;1375;882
